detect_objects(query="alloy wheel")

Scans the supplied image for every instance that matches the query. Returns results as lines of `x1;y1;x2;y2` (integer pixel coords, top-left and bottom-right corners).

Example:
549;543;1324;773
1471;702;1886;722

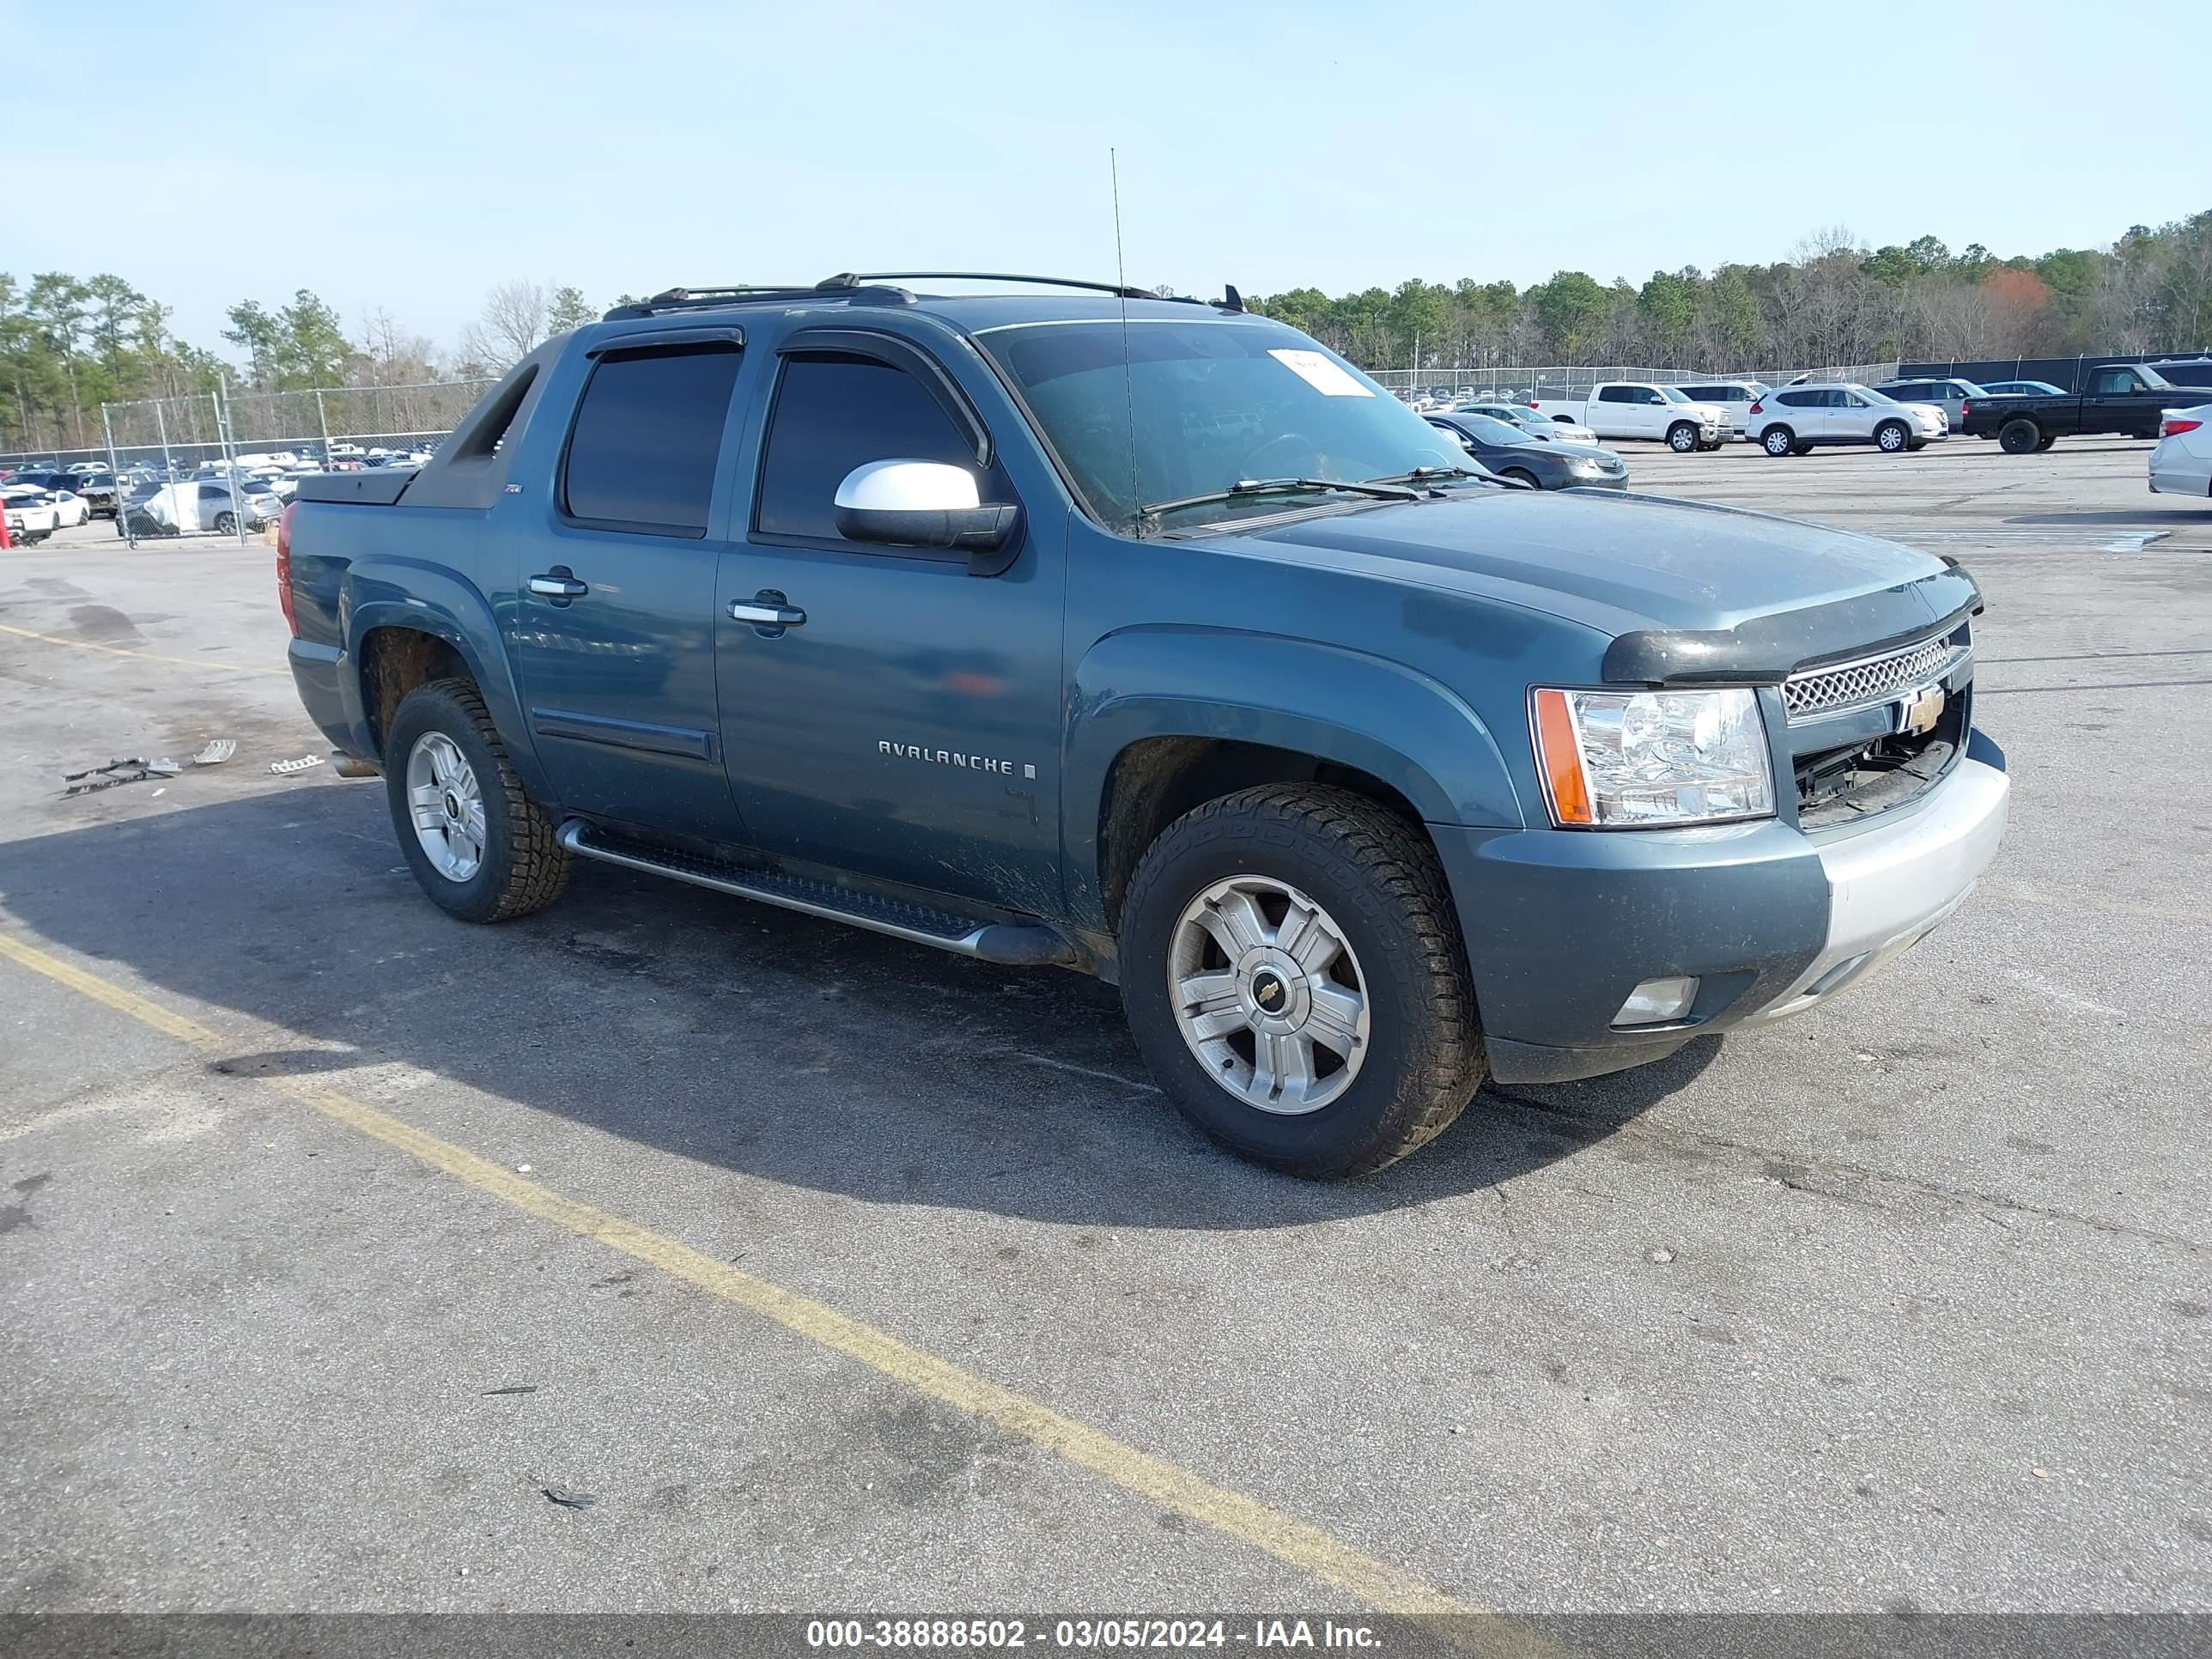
406;731;487;882
1167;874;1370;1115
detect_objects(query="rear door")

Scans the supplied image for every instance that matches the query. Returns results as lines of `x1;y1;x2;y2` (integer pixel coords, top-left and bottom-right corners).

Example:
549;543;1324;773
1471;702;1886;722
1774;388;1827;442
1589;385;1638;439
506;337;749;838
710;328;1066;916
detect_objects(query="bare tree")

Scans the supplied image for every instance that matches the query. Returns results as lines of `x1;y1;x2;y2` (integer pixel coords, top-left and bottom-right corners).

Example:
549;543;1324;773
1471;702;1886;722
459;280;549;371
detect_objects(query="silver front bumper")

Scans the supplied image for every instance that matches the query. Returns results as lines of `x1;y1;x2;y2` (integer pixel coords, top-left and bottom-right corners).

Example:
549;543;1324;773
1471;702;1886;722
1742;755;2009;1024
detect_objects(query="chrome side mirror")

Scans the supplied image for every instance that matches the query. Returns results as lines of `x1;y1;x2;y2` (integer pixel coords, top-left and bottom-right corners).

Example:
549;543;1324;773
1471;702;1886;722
833;459;1021;556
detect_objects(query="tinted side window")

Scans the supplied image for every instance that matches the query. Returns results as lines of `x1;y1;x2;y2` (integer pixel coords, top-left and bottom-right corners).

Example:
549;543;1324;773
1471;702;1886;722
198;483;227;503
1777;390;1815;408
755;355;987;544
1597;386;1634;404
562;344;742;536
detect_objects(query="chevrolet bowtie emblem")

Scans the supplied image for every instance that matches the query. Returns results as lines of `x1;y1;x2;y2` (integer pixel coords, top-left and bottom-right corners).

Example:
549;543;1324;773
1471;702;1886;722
1897;683;1946;736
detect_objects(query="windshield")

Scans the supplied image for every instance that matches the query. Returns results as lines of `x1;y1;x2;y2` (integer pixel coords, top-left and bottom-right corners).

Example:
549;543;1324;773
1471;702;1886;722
1453;414;1535;447
978;319;1471;530
1657;386;1692;404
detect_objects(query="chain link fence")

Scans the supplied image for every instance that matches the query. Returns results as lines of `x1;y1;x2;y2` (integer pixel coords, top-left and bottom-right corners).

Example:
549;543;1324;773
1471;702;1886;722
0;379;498;547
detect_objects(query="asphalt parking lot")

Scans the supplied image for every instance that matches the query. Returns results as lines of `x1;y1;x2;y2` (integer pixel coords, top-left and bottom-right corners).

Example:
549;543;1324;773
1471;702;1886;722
2;436;2208;1628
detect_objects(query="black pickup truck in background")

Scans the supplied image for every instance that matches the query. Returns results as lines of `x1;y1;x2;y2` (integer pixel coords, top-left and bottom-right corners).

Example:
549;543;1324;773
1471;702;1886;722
1963;362;2200;453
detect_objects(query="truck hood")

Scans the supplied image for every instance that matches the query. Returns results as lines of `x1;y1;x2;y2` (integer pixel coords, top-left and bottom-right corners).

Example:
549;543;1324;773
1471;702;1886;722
1218;487;1978;674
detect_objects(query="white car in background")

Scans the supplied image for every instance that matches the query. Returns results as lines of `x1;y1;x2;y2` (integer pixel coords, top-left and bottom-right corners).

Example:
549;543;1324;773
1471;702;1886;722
1456;401;1602;448
1749;384;1947;455
2;488;62;544
43;488;93;527
2149;406;2212;497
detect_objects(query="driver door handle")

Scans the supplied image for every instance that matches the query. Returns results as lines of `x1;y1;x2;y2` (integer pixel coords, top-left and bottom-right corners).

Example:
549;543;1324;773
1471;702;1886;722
528;574;589;599
729;600;806;627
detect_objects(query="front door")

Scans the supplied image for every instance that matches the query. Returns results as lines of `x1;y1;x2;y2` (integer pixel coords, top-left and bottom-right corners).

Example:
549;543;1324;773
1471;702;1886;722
506;340;748;839
712;334;1065;918
1832;388;1873;441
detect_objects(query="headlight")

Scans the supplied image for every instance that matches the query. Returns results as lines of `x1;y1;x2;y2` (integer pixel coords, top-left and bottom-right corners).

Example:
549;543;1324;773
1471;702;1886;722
1531;686;1773;827
1565;457;1605;475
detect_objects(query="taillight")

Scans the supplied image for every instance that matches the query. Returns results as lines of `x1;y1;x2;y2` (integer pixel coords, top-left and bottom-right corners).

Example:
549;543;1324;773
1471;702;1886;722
276;501;299;637
2163;417;2203;438
1960;400;1971;421
1747;400;1762;415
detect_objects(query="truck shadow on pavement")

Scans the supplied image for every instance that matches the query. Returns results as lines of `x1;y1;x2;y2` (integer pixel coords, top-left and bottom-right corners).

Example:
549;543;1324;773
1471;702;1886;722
1;785;1714;1229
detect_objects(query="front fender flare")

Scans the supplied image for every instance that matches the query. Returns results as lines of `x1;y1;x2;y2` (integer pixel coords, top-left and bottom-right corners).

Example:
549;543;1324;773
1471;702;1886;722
1064;627;1525;929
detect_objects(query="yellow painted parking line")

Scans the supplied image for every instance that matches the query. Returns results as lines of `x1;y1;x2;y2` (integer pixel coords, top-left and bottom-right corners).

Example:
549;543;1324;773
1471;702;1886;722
0;621;289;677
0;935;221;1042
0;929;1531;1635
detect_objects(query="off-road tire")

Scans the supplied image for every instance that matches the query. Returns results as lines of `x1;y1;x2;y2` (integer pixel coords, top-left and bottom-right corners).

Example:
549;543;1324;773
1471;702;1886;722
1119;785;1485;1178
1998;418;2042;455
385;678;570;924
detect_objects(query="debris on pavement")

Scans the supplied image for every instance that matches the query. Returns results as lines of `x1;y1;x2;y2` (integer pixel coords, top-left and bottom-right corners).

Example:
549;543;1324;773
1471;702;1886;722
62;757;180;796
269;754;325;776
540;1485;596;1510
191;739;236;766
482;1385;538;1396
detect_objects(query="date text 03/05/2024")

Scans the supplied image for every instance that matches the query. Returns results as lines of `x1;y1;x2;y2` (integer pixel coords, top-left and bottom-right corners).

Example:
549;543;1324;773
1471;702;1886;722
803;1617;1382;1649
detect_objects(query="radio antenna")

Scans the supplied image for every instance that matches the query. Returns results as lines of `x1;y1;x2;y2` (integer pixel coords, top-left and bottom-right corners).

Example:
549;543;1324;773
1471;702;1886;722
1110;149;1140;535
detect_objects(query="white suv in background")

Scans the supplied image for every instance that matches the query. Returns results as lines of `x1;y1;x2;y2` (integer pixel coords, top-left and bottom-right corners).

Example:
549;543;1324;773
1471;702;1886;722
1674;380;1771;439
1749;384;1948;456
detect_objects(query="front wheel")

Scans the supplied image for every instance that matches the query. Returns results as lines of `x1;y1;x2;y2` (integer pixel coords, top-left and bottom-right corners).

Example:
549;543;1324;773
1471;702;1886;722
1667;421;1699;453
385;678;571;923
2035;434;2058;452
1502;466;1540;489
1119;785;1485;1178
1875;420;1910;453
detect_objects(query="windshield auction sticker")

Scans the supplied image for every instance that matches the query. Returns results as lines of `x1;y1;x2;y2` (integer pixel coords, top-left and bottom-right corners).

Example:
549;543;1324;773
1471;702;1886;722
1267;349;1375;397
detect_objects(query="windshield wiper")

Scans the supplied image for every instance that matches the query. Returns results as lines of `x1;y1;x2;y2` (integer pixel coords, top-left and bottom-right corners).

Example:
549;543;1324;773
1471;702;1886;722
1360;465;1489;488
1137;476;1421;523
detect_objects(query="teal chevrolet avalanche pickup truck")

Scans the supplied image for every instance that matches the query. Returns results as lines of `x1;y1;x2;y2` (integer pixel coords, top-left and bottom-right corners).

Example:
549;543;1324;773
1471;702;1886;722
281;273;2008;1177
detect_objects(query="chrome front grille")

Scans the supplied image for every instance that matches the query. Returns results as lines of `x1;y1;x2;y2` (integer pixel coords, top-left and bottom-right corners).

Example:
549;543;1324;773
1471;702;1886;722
1782;626;1971;723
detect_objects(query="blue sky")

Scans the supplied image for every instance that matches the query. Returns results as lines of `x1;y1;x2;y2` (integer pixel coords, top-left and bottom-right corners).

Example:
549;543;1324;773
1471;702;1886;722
5;0;2206;358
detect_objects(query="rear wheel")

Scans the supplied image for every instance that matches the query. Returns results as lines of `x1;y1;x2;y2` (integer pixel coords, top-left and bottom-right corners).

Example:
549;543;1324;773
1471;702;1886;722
2035;434;2058;452
1998;419;2042;455
1119;785;1484;1178
1761;425;1796;457
1667;421;1699;453
385;678;570;924
211;511;236;535
1875;420;1910;453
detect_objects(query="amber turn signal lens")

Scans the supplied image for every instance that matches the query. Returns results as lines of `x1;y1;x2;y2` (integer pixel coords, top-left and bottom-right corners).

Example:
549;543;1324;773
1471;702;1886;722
1532;688;1593;826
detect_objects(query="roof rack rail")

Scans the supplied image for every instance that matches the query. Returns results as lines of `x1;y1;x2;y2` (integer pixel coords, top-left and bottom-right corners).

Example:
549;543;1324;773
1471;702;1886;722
600;284;820;320
816;270;1170;301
